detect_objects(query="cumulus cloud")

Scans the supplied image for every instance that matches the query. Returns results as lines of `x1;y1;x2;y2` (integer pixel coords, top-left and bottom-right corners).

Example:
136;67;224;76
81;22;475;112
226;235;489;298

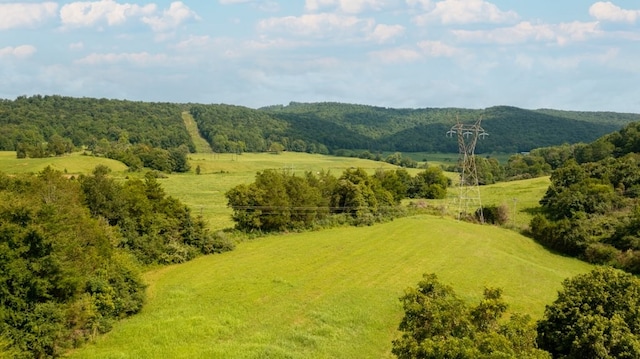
258;13;374;39
0;45;37;59
142;1;200;32
453;21;600;45
0;2;58;30
60;0;156;28
369;47;422;63
406;0;432;10
413;0;518;25
75;52;170;66
417;40;460;57
369;24;405;43
589;2;640;23
258;12;403;45
305;0;388;14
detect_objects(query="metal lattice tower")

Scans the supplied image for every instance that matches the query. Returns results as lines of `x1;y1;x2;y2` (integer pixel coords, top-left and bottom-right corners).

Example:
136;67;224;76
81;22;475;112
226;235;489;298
446;117;488;222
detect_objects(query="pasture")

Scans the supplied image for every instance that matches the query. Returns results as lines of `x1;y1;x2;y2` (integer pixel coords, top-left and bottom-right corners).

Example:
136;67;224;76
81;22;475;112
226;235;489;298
0;151;127;175
1;151;576;358
162;152;409;229
67;215;592;358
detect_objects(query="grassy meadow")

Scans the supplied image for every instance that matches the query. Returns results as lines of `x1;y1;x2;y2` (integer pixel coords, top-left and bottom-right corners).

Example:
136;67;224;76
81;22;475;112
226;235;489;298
0;151;128;175
162;152;410;229
0;150;582;358
67;216;592;358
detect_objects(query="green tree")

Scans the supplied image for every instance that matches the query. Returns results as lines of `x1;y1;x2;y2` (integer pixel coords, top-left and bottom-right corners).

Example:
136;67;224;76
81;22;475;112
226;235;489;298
409;167;450;199
537;267;640;358
392;273;549;359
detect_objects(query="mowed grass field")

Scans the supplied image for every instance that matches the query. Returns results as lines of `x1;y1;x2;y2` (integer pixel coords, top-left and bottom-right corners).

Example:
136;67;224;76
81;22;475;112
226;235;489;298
162;152;413;230
1;151;581;358
0;151;128;174
68;216;592;358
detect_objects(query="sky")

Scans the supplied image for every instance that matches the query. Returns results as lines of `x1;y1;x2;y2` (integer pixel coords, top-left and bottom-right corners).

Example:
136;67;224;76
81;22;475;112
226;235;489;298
1;0;639;112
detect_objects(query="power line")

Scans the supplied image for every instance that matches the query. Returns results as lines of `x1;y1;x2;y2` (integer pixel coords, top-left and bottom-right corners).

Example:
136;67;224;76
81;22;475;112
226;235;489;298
446;116;488;222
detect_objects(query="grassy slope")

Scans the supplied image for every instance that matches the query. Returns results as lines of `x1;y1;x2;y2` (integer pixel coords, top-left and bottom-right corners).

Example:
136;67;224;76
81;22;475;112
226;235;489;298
68;215;592;359
1;151;575;358
162;152;408;230
182;111;212;153
0;151;128;175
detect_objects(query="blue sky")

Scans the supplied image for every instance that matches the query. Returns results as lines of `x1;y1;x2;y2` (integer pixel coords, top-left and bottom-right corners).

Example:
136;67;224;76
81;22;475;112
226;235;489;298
1;0;639;112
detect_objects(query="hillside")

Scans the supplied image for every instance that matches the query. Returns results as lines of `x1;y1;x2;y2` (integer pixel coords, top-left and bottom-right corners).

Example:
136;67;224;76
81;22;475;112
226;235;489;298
261;103;637;153
2;95;637;158
67;215;593;358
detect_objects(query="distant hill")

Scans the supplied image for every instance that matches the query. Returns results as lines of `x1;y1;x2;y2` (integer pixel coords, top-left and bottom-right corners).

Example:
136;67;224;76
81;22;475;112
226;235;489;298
260;103;640;153
1;96;638;155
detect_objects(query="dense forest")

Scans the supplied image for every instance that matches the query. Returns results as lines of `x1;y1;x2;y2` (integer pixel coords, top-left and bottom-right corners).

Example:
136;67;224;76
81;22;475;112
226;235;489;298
528;121;640;274
2;95;636;161
260;102;639;153
0;167;232;358
0;95;194;173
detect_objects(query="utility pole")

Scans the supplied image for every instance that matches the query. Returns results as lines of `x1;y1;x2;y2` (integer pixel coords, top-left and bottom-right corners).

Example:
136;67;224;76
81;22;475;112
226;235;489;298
446;117;488;222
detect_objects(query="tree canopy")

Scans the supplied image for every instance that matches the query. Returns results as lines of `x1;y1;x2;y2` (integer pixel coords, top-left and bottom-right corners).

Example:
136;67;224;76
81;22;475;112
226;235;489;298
537;267;640;358
0;166;231;358
530;121;640;274
392;273;549;359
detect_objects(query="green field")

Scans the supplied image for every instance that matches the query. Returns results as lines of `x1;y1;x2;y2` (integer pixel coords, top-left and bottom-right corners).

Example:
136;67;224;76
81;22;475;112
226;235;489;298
67;215;592;358
0;151;128;175
162;152;409;230
0;151;585;358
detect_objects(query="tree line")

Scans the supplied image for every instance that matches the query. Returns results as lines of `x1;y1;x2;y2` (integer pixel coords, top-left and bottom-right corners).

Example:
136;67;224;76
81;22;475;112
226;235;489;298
0;166;231;358
2;95;636;164
0;95;194;173
527;122;640;274
226;166;450;232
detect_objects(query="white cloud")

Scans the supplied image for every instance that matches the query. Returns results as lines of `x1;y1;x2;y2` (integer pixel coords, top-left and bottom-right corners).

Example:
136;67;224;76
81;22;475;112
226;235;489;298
406;0;432;9
174;35;212;50
258;13;375;39
369;24;405;43
218;0;279;12
453;21;600;45
0;45;37;59
75;52;170;66
69;41;84;50
413;0;518;25
0;2;58;30
60;0;156;28
305;0;388;14
142;1;199;32
539;48;620;70
417;40;460;57
369;47;421;63
589;2;640;23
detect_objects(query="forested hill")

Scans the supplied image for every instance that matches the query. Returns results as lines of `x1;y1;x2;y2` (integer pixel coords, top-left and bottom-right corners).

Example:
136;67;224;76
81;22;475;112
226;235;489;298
0;95;193;152
260;103;640;153
2;95;639;156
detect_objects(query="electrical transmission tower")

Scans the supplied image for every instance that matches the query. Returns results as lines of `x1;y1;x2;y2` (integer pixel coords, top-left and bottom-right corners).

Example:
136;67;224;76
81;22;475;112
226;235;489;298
446;117;488;222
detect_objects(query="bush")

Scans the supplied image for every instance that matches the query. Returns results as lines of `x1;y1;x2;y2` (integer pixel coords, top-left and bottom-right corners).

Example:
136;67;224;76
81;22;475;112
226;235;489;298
200;231;236;254
584;242;619;264
478;204;509;225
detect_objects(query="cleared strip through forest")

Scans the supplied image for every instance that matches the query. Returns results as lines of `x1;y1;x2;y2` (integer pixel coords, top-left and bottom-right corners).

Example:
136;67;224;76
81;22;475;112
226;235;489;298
182;111;213;153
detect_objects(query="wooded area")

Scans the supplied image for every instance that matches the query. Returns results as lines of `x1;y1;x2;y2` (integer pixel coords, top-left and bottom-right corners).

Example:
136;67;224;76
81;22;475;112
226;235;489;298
3;96;637;162
0;166;232;358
